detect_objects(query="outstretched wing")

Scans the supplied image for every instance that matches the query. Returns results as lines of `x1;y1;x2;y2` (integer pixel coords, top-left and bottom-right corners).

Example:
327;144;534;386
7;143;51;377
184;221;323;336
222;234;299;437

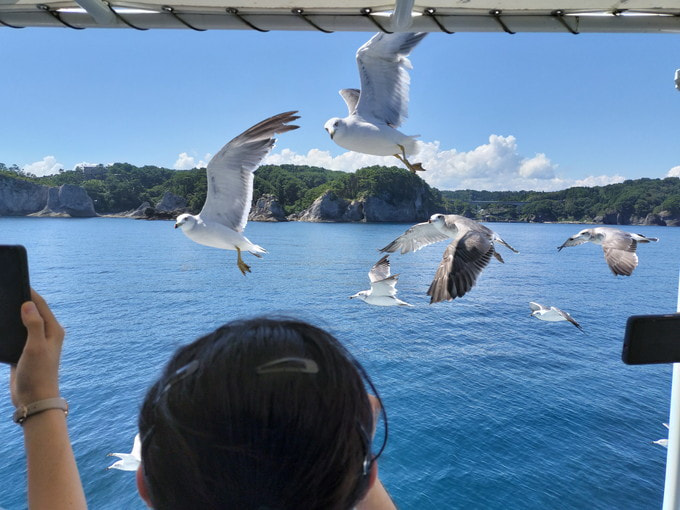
557;235;589;251
199;111;300;232
602;233;638;276
552;307;584;331
131;433;141;462
529;302;547;312
354;32;427;127
427;231;494;304
369;254;391;282
370;274;399;297
339;88;361;115
380;221;449;254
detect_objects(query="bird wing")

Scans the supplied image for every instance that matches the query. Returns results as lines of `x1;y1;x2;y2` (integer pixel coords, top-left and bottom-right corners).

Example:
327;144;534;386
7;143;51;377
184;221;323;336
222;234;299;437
199;111;300;232
369;254;391;282
339;88;361;115
354;32;427;127
529;302;547;312
370;274;399;297
557;234;589;251
131;433;141;461
380;221;449;254
602;232;638;276
427;231;494;303
552;307;583;331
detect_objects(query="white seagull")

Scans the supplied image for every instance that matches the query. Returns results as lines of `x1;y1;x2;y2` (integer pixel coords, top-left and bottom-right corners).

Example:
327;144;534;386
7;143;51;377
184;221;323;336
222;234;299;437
529;302;583;332
324;32;427;173
175;112;300;275
557;227;658;276
350;255;412;307
107;433;141;471
380;214;518;304
675;69;679;91
653;423;670;448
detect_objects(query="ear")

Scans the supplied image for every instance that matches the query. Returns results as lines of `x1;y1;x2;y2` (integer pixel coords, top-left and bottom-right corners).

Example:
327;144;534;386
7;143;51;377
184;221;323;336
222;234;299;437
368;459;378;490
136;465;153;508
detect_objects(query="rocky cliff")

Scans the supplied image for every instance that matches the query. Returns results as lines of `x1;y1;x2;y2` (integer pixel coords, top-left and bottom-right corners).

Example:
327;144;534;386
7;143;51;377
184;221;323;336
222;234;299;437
0;175;96;217
294;186;437;223
249;194;287;222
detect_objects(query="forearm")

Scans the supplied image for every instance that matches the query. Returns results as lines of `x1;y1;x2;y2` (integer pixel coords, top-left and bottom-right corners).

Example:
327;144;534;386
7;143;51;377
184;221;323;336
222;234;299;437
23;410;87;510
356;478;397;510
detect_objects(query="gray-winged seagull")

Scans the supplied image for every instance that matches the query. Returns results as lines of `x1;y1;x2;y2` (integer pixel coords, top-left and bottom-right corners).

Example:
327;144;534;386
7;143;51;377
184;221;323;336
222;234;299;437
557;227;658;276
380;213;518;304
175;111;300;275
324;32;427;173
350;255;412;307
529;302;583;332
107;433;141;471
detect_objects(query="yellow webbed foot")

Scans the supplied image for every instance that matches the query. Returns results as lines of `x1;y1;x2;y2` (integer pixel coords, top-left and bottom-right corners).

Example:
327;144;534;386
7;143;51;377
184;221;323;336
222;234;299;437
236;247;252;276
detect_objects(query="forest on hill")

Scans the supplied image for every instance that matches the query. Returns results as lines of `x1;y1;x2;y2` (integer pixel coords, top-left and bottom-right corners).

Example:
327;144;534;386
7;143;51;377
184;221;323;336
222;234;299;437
1;162;678;224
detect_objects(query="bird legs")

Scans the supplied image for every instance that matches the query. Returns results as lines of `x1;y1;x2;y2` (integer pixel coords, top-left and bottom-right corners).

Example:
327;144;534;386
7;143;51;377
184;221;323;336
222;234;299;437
236;247;251;276
394;144;425;173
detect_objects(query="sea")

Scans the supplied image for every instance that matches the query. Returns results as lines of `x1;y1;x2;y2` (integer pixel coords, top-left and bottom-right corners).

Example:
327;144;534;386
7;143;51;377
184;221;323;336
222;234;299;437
0;217;678;510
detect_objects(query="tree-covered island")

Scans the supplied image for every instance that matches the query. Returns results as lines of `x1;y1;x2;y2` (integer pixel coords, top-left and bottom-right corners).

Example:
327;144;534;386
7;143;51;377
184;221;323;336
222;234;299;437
1;162;678;225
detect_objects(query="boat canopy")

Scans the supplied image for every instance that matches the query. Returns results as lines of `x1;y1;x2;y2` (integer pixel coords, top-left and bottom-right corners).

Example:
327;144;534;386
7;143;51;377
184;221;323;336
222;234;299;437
1;0;679;32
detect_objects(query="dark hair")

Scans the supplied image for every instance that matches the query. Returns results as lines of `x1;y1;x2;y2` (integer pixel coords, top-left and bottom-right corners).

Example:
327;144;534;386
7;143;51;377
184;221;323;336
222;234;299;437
138;317;384;510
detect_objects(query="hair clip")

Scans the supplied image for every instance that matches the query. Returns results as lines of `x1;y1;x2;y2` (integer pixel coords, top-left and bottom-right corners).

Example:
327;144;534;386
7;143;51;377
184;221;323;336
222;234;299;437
161;359;200;393
256;357;319;375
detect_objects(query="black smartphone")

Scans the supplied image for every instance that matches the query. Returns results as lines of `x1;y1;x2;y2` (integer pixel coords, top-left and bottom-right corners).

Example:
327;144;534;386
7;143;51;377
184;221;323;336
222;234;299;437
0;245;31;365
622;313;680;365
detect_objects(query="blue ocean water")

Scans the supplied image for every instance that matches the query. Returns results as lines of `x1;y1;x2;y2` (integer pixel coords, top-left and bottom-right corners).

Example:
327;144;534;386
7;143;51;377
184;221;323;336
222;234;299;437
0;217;678;509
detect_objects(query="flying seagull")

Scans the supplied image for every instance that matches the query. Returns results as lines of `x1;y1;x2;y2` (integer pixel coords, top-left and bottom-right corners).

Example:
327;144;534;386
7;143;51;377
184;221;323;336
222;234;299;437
380;214;518;304
653;423;670;448
557;227;658;276
107;433;141;471
350;255;412;307
529;302;583;332
675;69;679;91
175;111;300;275
324;32;427;174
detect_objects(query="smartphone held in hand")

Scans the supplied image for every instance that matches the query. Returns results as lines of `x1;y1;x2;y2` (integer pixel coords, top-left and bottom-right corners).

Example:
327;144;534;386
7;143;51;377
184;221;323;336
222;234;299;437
0;245;31;365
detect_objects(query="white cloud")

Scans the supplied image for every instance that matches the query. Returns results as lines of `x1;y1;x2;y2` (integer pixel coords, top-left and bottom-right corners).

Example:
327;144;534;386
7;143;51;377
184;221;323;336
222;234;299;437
266;136;626;192
22;156;63;177
173;152;210;170
74;161;98;170
667;166;680;178
264;148;391;170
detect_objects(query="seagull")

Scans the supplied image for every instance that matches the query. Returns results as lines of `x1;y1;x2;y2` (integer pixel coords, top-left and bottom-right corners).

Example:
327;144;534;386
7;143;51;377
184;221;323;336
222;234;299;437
529;302;583;332
107;433;141;471
675;69;679;91
175;112;300;275
350;255;412;307
653;423;670;448
557;227;659;276
380;214;518;304
324;32;427;174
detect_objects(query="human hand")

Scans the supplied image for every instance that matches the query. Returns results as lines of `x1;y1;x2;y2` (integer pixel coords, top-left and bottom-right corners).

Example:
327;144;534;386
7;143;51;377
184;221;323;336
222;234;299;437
10;289;64;408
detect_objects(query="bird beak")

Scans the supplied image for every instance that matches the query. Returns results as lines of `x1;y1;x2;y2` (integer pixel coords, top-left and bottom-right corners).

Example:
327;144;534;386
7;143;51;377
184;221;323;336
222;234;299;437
326;127;334;139
174;223;179;229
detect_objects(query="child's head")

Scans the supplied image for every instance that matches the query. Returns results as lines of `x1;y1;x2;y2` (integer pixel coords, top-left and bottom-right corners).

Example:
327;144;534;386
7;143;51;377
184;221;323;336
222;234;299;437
137;317;385;510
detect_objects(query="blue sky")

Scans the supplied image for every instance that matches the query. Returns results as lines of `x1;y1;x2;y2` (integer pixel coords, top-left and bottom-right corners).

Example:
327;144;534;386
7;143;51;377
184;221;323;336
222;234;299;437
1;28;679;191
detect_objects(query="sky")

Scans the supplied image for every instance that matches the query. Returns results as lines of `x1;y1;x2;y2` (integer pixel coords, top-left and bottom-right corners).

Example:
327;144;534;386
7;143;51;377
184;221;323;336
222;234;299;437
1;27;679;192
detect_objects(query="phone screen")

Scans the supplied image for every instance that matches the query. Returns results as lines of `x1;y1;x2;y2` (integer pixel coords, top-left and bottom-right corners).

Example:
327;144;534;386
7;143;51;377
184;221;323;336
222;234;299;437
0;245;31;364
622;314;680;365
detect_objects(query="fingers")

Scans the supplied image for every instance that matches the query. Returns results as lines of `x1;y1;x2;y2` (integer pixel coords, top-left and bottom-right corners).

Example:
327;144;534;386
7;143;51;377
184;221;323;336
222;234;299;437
29;289;63;341
21;301;45;344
